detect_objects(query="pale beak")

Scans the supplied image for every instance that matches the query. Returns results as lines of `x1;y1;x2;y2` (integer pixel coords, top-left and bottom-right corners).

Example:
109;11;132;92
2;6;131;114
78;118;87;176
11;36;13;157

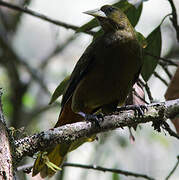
83;8;106;18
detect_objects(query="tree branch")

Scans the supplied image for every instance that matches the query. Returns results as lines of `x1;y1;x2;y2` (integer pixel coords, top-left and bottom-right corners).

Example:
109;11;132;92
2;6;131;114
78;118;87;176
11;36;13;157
0;0;95;36
0;90;14;179
165;155;179;180
14;99;179;163
17;162;155;180
139;79;154;103
63;163;155;180
0;24;51;96
39;35;78;69
153;71;168;86
144;51;178;67
159;62;173;80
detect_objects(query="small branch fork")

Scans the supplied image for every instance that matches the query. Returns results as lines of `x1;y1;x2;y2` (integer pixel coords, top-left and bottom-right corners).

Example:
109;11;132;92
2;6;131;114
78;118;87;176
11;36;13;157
14;98;179;163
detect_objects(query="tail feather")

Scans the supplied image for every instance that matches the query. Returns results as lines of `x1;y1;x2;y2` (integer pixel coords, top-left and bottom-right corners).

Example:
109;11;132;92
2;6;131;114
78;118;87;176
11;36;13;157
32;137;96;178
32;143;70;178
32;98;95;178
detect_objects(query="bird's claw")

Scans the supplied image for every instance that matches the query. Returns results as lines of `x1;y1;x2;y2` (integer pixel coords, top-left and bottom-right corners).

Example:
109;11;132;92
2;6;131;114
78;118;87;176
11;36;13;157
78;111;103;127
84;113;103;127
117;104;147;117
96;113;104;121
78;112;103;127
133;105;147;117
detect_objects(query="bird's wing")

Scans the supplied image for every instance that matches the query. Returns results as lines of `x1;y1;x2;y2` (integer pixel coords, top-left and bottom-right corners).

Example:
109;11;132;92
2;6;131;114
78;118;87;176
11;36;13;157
61;37;101;109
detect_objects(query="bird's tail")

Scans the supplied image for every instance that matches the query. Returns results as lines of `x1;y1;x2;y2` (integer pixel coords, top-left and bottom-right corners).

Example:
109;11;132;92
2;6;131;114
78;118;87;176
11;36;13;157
32;143;70;178
32;99;95;178
32;137;95;178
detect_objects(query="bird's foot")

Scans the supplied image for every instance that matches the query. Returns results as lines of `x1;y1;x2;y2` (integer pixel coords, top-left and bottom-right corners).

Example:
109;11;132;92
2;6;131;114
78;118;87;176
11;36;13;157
118;105;147;117
78;112;103;127
132;105;147;117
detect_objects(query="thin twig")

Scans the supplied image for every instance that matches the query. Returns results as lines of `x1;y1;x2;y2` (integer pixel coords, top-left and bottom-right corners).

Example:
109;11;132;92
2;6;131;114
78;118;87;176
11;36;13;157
63;163;155;180
40;35;78;69
28;102;60;120
17;162;155;180
132;89;149;104
17;163;33;174
16;57;51;95
162;121;179;140
139;79;154;103
165;156;179;180
0;19;50;96
144;51;178;67
168;0;179;41
159;61;173;80
153;71;168;86
0;0;95;36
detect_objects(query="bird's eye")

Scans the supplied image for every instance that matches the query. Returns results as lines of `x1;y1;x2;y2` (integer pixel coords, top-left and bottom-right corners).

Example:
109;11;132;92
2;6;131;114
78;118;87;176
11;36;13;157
106;7;115;13
101;5;115;15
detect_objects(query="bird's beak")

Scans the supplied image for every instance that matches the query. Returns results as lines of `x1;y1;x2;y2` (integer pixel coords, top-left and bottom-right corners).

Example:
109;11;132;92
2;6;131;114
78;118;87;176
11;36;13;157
83;8;106;18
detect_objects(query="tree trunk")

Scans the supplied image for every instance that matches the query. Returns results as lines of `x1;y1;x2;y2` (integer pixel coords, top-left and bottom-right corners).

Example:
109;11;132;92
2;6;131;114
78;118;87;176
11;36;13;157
0;92;14;179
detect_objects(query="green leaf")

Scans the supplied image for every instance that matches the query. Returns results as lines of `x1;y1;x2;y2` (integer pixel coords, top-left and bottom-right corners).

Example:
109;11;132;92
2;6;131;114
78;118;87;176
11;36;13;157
76;18;98;34
114;1;143;27
141;26;162;82
112;173;121;180
135;31;147;48
49;76;70;105
77;1;143;33
114;0;134;12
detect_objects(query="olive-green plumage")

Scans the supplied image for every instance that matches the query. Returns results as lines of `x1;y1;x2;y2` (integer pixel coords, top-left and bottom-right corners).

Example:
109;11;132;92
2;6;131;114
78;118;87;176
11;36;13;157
32;5;143;178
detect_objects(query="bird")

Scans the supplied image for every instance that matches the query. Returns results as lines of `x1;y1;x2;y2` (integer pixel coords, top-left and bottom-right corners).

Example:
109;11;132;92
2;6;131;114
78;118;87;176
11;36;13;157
32;4;143;178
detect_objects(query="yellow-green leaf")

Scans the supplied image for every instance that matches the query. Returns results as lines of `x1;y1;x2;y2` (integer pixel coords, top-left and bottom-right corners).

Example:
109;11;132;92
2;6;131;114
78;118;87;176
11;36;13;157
141;26;162;82
49;76;70;105
135;31;147;48
115;1;143;27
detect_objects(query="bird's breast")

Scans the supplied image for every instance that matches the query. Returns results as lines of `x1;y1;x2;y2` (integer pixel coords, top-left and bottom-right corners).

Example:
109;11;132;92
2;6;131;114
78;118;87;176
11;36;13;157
72;40;142;112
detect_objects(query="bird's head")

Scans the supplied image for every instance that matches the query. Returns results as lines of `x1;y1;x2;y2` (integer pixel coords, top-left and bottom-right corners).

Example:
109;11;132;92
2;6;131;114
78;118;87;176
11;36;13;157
84;5;131;33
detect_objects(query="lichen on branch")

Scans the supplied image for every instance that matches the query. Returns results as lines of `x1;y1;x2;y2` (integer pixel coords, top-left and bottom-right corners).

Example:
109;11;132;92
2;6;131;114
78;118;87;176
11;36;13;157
14;99;179;162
